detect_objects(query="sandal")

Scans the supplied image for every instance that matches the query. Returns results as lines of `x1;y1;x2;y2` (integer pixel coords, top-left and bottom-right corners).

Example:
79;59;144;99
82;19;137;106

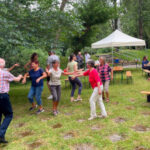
74;98;82;102
106;98;110;102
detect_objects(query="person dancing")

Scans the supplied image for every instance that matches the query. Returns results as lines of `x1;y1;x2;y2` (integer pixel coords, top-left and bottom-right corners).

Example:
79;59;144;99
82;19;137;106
46;51;60;100
22;61;47;114
46;60;75;116
0;58;22;143
74;60;107;120
66;54;82;102
97;57;113;102
24;53;38;71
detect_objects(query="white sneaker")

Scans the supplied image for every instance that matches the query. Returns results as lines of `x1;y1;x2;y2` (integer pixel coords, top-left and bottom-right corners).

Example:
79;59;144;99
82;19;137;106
88;116;97;121
74;98;82;102
98;115;107;118
47;95;53;100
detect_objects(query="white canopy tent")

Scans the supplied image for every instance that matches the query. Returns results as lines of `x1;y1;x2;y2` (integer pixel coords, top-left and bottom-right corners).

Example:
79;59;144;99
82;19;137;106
91;29;146;65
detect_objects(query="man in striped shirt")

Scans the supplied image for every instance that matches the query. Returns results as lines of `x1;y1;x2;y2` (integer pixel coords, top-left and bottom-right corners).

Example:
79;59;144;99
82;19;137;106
0;58;22;144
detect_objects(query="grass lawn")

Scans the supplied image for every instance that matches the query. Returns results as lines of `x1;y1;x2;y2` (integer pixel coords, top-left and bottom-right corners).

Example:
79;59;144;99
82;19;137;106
1;69;150;150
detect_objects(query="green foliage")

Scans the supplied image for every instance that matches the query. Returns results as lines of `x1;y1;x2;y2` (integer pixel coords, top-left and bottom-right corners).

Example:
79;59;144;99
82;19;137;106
60;56;68;70
5;47;48;75
70;0;114;51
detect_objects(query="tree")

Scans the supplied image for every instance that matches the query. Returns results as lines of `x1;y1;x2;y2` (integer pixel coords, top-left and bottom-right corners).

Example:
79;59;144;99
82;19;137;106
70;0;113;51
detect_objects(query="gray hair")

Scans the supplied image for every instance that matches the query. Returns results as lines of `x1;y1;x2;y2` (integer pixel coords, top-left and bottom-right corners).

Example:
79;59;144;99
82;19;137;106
0;58;5;68
87;60;95;67
99;56;106;64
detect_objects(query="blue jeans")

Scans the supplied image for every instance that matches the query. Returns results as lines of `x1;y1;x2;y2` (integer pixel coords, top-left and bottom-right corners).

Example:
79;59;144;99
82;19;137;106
28;86;44;106
0;93;13;138
69;77;82;97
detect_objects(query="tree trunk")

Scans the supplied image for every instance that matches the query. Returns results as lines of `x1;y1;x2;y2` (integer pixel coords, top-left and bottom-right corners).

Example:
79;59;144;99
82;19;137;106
113;0;118;30
138;0;143;39
54;0;68;48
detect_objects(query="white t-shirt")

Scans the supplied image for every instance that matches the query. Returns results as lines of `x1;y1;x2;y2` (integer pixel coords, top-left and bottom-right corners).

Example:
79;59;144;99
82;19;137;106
85;53;91;63
49;68;63;85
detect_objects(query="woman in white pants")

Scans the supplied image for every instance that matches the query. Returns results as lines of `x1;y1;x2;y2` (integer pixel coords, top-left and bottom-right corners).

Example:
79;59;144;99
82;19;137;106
74;60;107;120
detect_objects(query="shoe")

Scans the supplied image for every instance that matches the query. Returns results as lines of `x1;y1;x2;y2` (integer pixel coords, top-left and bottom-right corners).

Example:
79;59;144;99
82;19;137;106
29;105;37;111
36;109;44;114
98;115;107;118
88;116;97;121
56;110;59;114
74;98;82;102
47;95;53;100
53;111;58;116
0;137;8;144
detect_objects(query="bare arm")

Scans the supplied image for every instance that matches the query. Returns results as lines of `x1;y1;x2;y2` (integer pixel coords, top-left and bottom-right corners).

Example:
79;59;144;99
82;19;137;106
111;69;113;80
22;73;29;84
13;75;23;82
8;64;20;72
36;72;47;83
24;61;30;71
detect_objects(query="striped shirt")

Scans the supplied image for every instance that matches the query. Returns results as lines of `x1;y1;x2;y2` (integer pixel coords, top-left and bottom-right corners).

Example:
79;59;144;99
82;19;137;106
97;64;111;82
0;69;14;93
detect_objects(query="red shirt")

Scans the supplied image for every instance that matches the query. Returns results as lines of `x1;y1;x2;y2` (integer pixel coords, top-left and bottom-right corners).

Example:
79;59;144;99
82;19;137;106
83;68;102;89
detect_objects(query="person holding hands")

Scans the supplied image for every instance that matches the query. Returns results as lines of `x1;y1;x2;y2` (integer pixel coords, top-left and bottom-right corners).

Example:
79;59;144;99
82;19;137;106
74;60;107;120
22;61;47;114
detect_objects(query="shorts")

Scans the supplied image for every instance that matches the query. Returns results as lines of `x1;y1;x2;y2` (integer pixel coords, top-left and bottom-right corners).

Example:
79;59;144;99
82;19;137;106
102;80;110;92
50;85;61;101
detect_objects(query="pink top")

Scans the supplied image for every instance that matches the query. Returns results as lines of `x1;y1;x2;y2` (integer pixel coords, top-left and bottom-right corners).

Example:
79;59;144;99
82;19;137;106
83;68;102;89
0;69;14;93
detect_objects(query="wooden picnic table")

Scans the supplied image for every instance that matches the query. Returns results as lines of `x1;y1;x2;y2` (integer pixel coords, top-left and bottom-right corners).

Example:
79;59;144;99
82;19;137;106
113;66;124;83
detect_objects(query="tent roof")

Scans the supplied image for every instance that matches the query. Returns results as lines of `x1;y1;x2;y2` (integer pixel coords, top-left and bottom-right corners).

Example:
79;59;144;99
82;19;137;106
91;29;146;48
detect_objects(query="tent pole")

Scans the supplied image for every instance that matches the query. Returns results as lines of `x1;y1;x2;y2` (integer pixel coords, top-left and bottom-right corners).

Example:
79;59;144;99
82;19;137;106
112;47;114;67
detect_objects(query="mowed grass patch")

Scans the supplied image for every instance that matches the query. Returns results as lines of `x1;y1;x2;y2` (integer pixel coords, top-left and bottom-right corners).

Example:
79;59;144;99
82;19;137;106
1;69;150;149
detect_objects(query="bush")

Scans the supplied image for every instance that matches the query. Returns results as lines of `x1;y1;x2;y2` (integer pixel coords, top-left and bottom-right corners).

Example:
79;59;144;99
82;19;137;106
60;56;69;69
65;48;74;56
5;47;48;75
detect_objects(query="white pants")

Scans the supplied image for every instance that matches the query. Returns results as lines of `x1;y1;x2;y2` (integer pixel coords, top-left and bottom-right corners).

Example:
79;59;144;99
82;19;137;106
89;86;107;117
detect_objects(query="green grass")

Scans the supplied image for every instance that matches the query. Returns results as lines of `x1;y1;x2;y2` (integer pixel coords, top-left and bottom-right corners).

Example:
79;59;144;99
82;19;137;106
1;70;150;150
94;49;150;62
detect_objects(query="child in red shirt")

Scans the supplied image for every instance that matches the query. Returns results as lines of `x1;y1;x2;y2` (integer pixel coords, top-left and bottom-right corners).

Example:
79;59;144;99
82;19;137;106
74;60;107;120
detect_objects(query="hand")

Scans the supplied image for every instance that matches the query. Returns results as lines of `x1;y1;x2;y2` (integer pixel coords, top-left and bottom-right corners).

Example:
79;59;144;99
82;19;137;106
111;76;113;80
36;78;41;83
22;79;26;84
14;63;20;67
18;74;23;78
98;88;101;95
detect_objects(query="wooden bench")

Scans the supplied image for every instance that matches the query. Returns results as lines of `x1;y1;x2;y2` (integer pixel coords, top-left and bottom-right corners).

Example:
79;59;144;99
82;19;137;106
126;71;132;83
141;91;150;102
143;69;150;77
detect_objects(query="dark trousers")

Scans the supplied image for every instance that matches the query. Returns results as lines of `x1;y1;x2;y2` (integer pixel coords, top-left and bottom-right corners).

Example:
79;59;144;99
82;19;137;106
143;66;150;71
0;93;13;138
69;77;82;97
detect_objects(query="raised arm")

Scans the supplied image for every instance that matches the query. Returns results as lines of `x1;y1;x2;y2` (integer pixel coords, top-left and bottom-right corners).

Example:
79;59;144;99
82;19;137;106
24;61;30;71
13;74;23;82
8;63;20;72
